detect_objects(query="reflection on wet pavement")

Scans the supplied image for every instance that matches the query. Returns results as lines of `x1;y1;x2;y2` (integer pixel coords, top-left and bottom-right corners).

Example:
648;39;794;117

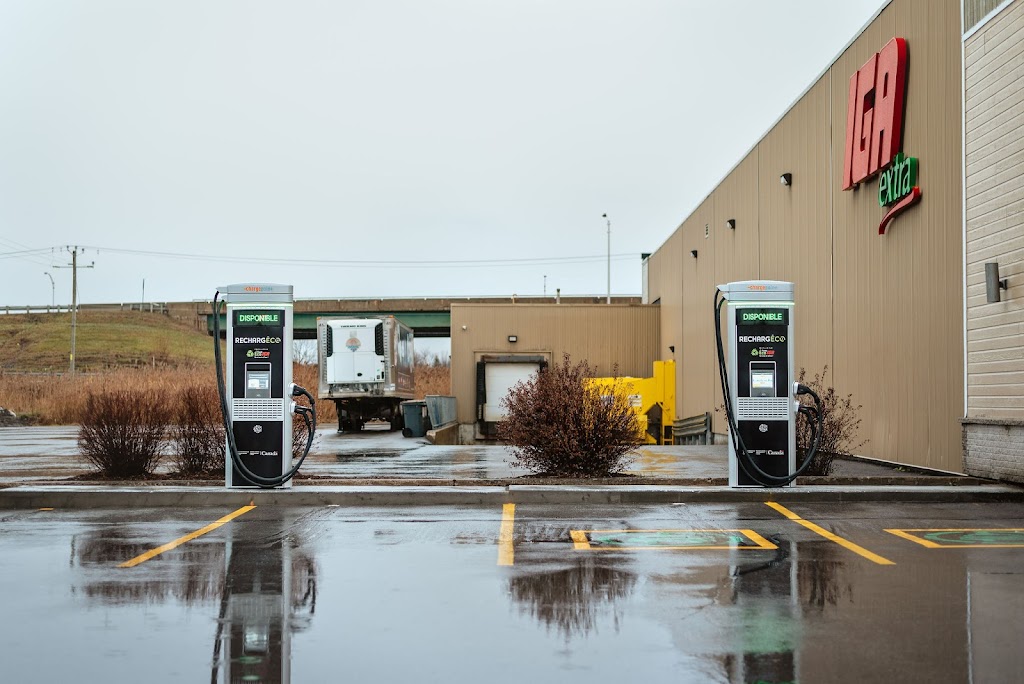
507;558;638;640
1;503;1023;681
69;510;318;682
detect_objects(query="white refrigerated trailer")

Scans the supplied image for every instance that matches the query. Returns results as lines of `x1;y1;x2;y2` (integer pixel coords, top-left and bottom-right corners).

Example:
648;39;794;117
317;316;416;431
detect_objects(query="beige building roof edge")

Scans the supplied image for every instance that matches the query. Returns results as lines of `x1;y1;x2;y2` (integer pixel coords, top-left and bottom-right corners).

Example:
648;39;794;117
450;303;659;309
650;0;896;249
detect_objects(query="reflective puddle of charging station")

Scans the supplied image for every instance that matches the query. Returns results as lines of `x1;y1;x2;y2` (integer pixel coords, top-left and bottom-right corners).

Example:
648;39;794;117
3;503;1024;683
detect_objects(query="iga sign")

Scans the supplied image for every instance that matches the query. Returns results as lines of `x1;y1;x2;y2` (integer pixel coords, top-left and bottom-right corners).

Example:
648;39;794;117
841;37;921;234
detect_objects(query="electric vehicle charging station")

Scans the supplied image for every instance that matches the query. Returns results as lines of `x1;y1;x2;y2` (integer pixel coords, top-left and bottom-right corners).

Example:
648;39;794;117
214;283;316;489
715;281;821;488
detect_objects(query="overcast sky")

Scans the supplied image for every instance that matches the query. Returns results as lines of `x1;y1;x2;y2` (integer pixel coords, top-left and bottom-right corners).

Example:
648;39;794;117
1;0;887;308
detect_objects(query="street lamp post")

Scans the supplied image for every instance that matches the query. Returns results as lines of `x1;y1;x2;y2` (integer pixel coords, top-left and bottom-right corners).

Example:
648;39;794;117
43;272;55;307
602;213;611;304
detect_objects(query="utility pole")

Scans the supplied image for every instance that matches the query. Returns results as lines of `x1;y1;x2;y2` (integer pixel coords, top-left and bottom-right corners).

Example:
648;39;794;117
54;246;95;374
602;213;611;304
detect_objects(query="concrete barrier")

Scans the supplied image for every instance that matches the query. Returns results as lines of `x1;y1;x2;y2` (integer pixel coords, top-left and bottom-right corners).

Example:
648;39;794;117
426;423;460;445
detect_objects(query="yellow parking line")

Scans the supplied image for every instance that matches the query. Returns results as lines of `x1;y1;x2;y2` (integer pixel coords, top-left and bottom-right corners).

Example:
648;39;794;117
118;505;256;568
886;528;943;548
766;501;894;566
498;503;515;566
570;530;591;550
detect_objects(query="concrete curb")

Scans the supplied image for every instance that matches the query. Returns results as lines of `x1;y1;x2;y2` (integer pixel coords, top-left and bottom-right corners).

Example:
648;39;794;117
2;484;1023;508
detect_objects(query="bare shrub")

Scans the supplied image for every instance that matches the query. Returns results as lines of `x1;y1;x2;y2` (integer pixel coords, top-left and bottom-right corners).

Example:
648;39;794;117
169;383;225;477
796;366;867;476
78;388;172;477
497;354;642;477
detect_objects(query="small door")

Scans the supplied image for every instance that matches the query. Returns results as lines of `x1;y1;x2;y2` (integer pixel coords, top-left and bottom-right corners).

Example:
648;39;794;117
483;362;539;422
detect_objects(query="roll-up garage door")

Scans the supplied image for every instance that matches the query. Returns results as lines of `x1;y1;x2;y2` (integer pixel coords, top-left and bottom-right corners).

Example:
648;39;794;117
483;362;540;422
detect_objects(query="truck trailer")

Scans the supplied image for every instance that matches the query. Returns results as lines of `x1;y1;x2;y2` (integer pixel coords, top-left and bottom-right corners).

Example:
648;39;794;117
317;316;415;431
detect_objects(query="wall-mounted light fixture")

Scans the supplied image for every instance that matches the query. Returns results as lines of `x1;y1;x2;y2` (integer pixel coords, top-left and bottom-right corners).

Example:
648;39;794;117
507;335;518;343
725;219;736;230
780;173;792;186
690;249;698;259
668;345;675;354
985;262;1009;303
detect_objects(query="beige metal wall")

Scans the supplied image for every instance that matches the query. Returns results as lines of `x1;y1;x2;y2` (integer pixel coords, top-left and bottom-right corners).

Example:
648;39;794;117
647;226;684;403
830;0;964;471
965;0;1024;419
646;0;964;470
450;304;661;424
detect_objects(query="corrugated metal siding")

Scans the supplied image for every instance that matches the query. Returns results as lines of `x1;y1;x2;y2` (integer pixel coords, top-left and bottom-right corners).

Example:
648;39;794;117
450;304;661;424
680;199;716;422
758;78;834;384
647;227;684;419
966;0;1024;419
830;0;964;471
643;0;964;471
965;0;1011;33
708;153;761;431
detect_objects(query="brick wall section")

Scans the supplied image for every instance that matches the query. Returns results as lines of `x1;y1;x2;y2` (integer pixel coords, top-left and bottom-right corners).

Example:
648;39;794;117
963;421;1024;484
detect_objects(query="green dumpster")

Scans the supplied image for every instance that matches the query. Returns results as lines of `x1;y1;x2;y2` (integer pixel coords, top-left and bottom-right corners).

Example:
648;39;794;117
401;400;430;438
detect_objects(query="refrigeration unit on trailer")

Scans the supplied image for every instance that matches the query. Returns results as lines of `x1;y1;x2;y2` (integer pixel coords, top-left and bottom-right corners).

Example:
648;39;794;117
317;316;415;431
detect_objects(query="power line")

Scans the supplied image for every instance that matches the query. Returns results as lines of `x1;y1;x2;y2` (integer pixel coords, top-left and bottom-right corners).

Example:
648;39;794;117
0;239;53;267
72;245;639;268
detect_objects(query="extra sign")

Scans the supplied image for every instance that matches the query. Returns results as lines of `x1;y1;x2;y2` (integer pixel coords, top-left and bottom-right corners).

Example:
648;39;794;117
841;37;921;234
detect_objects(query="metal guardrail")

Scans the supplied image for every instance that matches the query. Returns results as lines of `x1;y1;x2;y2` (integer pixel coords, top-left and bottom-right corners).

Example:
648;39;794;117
425;395;457;428
1;305;73;314
0;303;168;315
673;412;714;445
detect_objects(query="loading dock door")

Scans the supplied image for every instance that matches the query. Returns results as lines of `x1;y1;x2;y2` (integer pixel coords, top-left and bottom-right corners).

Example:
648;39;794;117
483;363;539;422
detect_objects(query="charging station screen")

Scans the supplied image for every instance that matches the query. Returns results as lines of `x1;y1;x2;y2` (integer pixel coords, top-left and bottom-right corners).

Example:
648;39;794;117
230;308;287;485
735;307;788;400
231;310;285;401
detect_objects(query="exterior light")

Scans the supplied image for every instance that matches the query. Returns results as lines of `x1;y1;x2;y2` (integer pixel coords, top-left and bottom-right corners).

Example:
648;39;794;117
986;262;1009;303
780;173;792;186
508;335;518;343
726;219;736;230
690;249;698;259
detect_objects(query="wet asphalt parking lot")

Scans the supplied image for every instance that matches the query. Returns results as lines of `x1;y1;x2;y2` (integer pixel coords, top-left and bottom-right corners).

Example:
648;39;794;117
2;501;1024;683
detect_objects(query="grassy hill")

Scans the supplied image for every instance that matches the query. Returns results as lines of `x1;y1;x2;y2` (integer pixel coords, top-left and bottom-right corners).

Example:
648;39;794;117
0;311;215;372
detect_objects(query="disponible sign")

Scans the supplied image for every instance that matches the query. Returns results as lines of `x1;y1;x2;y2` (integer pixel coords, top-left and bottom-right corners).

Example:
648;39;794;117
841;37;921;234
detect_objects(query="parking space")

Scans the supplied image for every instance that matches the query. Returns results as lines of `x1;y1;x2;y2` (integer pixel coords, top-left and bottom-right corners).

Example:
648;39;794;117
2;501;1024;682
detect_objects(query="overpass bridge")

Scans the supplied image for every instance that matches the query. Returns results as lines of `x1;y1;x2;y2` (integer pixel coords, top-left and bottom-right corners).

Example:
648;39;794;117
187;295;642;339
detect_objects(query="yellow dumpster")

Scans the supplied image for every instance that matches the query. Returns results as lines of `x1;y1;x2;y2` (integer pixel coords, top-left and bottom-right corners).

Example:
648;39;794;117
586;360;676;445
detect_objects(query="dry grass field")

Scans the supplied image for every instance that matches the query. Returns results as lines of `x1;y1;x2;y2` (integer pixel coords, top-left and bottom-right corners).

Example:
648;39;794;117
0;312;450;425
